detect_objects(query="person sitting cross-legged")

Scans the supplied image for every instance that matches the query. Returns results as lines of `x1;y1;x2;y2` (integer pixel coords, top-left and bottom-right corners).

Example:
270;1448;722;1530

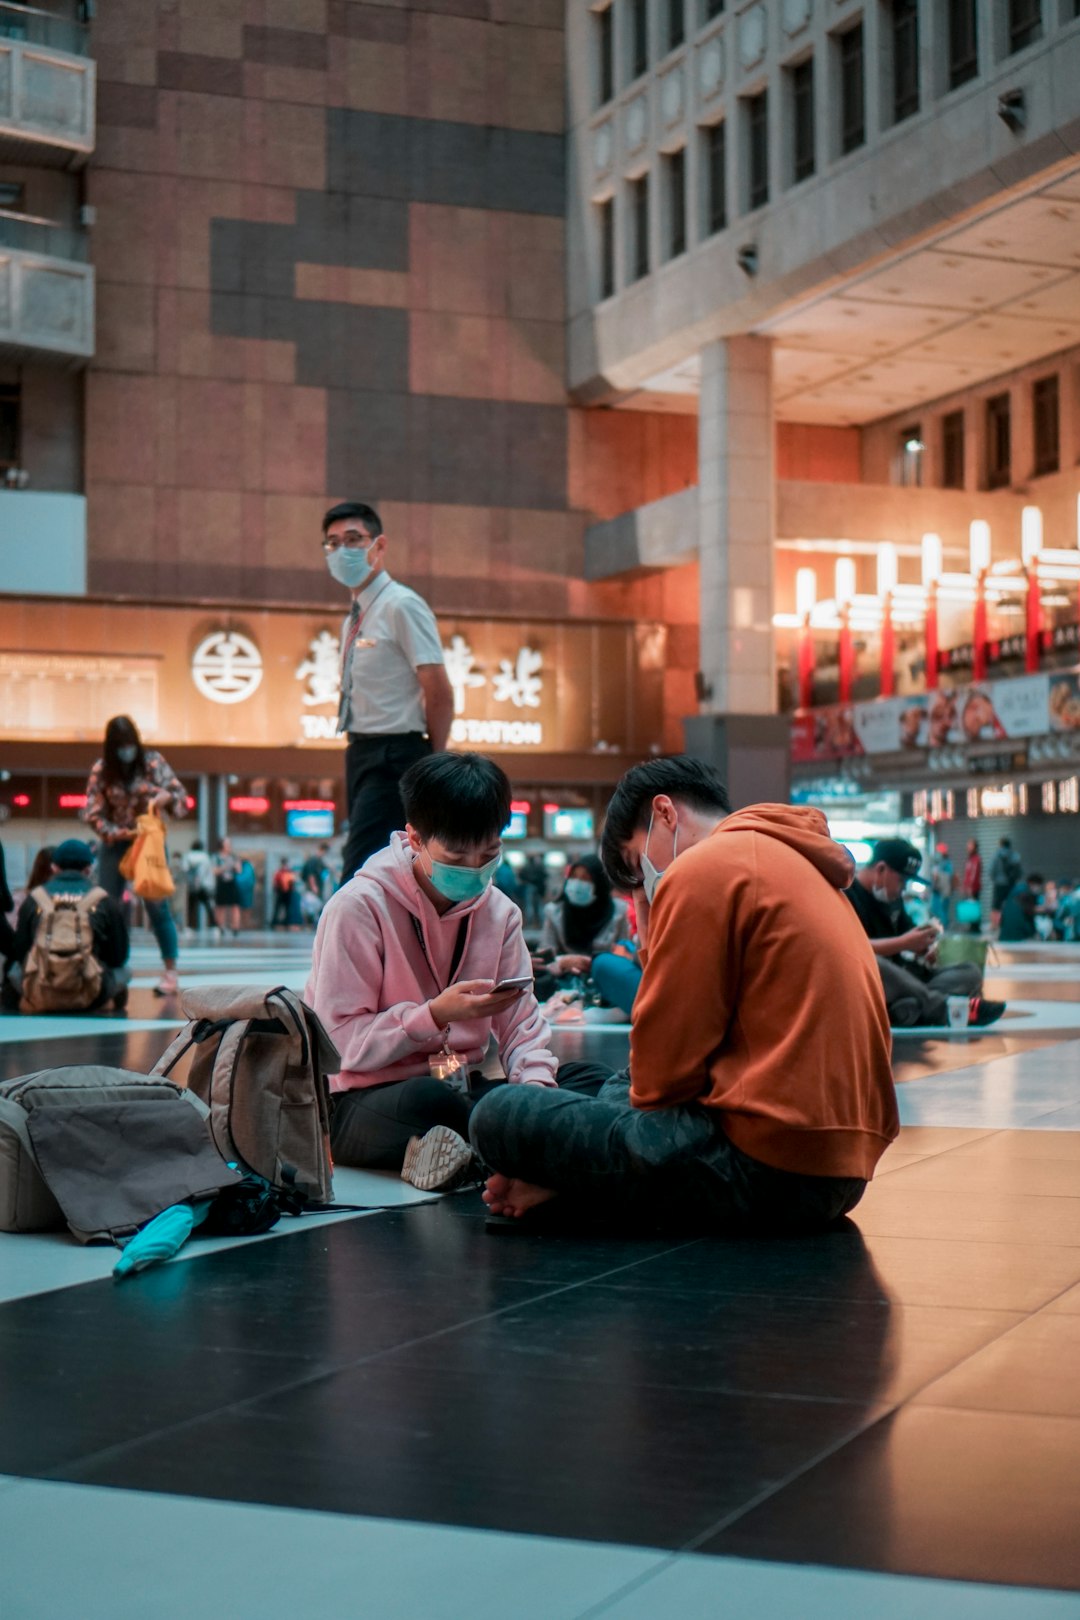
846;839;1005;1029
469;756;900;1236
305;751;599;1192
2;838;130;1014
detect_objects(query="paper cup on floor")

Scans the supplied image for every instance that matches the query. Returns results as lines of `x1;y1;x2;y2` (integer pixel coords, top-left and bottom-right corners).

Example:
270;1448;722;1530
946;995;970;1031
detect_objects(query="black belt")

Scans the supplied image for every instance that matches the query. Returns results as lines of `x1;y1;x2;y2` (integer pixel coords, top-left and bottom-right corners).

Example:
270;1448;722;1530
347;730;426;745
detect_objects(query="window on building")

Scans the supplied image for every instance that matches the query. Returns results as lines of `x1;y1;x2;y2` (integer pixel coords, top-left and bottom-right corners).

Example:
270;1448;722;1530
986;393;1012;489
891;0;919;123
898;424;924;487
0;181;26;211
838;23;865;153
629;174;650;281
947;0;978;88
790;56;815;183
0;383;20;474
598;197;615;299
745;90;769;211
596;6;614;105
664;148;687;258
703;0;724;18
629;0;648;79
703;119;727;235
1033;374;1060;477
667;0;684;51
1008;0;1042;53
942;410;965;489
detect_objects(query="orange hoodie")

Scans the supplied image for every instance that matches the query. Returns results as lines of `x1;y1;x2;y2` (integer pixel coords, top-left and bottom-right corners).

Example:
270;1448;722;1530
629;804;897;1180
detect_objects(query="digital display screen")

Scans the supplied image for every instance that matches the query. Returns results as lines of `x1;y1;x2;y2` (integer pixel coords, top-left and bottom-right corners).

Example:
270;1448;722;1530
503;811;528;840
286;809;335;839
543;807;594;840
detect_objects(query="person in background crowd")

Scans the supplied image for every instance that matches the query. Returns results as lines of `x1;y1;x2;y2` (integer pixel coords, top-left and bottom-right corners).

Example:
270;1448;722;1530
306;753;599;1187
271;856;297;930
3;838;130;1013
537;855;638;1012
494;854;524;913
0;837;15;967
929;843;954;929
24;845;55;900
846;839;1004;1028
962;837;983;934
301;841;332;902
990;837;1022;931
324;501;453;886
471;756;898;1234
518;853;548;928
182;840;216;935
82;715;187;996
1054;878;1080;942
998;872;1047;944
213;837;243;937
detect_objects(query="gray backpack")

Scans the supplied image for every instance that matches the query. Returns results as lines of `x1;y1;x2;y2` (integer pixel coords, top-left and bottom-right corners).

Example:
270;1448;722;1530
150;985;340;1207
0;1067;237;1240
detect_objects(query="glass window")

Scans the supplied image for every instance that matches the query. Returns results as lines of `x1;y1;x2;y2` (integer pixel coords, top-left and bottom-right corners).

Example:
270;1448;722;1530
1008;0;1042;53
703;119;726;235
664;148;687;258
839;23;865;153
790;56;815;182
897;424;923;487
891;0;919;123
746;90;769;211
703;0;724;18
596;7;614;105
629;174;650;281
948;0;978;88
942;410;965;489
1033;375;1060;477
0;383;20;474
667;0;684;51
598;197;615;299
629;0;648;79
986;393;1011;489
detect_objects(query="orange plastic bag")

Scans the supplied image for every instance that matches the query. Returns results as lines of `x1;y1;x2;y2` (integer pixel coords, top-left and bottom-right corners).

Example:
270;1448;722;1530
118;809;174;902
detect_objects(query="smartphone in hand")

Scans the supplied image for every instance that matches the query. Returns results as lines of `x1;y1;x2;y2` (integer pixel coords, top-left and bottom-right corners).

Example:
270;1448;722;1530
493;975;532;994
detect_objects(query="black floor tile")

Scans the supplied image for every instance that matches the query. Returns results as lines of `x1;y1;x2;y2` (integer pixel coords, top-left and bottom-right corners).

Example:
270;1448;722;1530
65;1355;883;1548
0;1028;176;1083
703;1405;1080;1590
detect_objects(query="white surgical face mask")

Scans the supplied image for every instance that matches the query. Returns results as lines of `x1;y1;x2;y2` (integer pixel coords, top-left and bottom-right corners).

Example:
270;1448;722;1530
640;808;678;904
422;847;500;904
564;878;595;908
117;745;138;765
327;547;373;589
871;884;892;905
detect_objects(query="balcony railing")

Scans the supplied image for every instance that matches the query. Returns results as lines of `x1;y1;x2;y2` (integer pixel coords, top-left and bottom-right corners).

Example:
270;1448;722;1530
0;5;95;165
0;211;93;362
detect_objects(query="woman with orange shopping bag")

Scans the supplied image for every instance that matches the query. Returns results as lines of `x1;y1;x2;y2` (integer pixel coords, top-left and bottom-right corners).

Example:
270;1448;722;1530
82;715;189;996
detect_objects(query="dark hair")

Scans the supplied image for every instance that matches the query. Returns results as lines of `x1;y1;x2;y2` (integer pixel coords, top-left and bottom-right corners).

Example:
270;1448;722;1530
1028;872;1045;885
600;755;731;888
560;852;615;951
101;715;146;787
26;846;55;892
1000;837;1012;847
401;752;511;847
322;501;383;537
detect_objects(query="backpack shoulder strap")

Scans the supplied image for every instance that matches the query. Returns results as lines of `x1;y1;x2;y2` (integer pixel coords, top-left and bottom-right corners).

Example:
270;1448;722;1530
76;887;107;914
31;887;55;915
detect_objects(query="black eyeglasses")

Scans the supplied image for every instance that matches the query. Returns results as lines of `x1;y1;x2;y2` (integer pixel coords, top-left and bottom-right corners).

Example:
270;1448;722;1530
322;529;376;554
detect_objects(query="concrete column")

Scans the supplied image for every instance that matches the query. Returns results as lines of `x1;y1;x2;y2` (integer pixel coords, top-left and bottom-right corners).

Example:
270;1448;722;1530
686;335;790;806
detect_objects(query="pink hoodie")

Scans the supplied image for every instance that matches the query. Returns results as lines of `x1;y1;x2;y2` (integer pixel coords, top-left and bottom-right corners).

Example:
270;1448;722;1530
305;832;558;1093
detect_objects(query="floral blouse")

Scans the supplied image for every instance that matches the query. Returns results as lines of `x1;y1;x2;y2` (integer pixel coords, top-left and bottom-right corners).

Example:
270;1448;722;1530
82;749;188;840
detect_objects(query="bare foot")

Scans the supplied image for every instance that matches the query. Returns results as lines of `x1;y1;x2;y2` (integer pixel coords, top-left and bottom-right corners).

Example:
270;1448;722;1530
482;1173;558;1219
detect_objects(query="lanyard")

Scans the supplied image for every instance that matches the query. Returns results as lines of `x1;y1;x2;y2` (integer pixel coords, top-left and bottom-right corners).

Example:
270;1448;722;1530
410;914;469;995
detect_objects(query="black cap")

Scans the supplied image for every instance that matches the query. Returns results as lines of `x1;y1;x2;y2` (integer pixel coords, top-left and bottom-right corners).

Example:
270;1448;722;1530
53;838;95;871
870;838;922;878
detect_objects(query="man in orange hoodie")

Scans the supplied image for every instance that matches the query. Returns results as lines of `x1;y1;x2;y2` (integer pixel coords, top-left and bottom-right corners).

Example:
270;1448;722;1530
470;756;898;1234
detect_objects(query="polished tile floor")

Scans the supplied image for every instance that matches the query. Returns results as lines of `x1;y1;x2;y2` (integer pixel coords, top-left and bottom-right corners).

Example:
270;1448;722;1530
2;934;1080;1618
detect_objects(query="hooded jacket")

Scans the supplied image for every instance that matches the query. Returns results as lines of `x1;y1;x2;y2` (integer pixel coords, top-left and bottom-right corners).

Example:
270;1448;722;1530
630;805;897;1180
305;833;558;1093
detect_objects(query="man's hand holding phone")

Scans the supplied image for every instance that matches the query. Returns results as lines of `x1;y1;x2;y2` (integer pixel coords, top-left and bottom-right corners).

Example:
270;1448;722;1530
430;978;528;1027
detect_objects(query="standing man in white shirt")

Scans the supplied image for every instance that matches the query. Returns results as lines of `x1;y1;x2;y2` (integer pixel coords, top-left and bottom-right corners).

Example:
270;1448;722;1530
323;501;454;884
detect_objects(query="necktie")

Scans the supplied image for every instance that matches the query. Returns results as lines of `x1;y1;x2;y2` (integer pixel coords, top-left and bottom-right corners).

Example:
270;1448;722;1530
338;601;362;733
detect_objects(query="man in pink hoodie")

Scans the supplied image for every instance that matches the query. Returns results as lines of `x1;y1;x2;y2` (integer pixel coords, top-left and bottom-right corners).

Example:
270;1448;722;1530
306;752;566;1188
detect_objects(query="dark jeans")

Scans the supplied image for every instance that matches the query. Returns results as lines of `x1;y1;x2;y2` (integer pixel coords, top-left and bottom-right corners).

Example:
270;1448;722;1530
469;1071;866;1237
187;890;215;930
341;732;431;885
330;1062;607;1172
877;958;982;1027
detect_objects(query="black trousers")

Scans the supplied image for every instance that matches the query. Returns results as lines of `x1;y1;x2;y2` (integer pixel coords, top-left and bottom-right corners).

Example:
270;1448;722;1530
340;732;431;886
330;1062;609;1172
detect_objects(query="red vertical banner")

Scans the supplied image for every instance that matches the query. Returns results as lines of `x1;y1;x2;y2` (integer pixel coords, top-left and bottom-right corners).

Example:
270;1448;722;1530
838;608;854;704
1025;561;1042;674
973;570;988;682
797;619;815;709
925;584;939;692
880;595;895;698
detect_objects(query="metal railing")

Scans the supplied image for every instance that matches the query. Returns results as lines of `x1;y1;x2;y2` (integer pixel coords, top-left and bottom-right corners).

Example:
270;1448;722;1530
0;1;89;56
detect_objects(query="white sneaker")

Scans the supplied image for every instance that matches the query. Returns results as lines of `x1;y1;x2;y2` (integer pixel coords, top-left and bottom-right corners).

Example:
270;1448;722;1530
401;1126;475;1192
